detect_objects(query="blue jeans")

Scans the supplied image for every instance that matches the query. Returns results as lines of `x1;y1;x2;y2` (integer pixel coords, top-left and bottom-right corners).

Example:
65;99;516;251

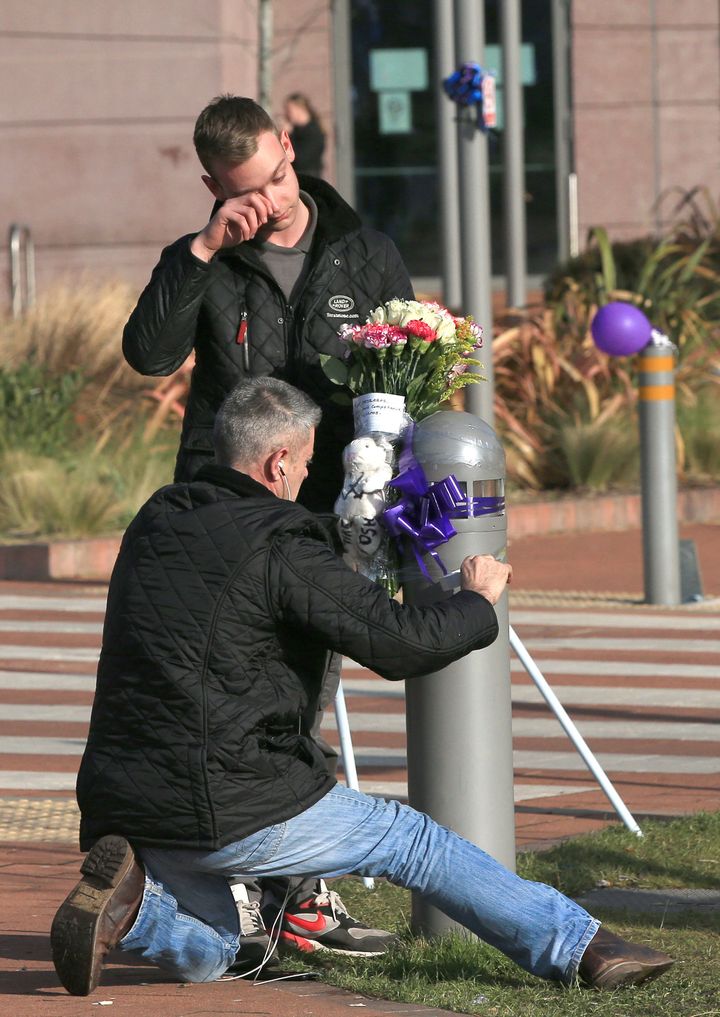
121;786;599;985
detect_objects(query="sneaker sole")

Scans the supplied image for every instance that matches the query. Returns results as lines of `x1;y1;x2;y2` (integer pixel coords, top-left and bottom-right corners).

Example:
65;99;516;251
51;836;137;996
279;930;386;958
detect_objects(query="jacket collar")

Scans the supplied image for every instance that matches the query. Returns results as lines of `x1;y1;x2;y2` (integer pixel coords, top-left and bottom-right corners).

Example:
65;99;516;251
194;463;276;501
297;175;361;243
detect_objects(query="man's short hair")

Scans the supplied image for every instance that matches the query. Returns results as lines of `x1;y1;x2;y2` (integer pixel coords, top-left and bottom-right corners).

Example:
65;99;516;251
193;95;279;174
214;377;321;469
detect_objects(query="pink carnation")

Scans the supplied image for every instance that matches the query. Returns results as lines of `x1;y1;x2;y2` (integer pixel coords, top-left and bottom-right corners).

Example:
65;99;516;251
362;323;392;349
339;324;364;344
387;326;408;345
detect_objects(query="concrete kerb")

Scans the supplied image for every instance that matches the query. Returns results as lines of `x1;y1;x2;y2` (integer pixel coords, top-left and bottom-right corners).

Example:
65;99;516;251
575;887;720;916
1;486;719;582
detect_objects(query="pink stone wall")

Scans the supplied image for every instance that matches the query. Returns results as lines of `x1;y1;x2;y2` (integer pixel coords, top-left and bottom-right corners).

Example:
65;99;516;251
0;0;333;307
3;2;717;302
571;0;720;243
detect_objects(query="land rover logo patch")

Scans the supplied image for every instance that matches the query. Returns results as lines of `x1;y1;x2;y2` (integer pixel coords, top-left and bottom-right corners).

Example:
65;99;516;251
328;294;355;312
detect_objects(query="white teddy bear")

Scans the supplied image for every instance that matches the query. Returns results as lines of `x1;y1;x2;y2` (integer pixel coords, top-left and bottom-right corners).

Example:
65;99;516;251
334;435;394;568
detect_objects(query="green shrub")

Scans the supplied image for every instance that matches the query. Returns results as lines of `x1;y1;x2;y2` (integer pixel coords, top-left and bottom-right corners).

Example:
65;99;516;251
545;189;720;366
544;236;655;304
0;279;187;539
0;363;84;455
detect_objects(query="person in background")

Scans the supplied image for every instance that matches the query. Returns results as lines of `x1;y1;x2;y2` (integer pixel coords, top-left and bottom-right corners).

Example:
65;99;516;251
283;92;325;177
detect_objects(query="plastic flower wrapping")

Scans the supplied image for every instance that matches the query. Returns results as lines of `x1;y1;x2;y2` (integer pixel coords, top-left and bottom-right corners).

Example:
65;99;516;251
321;299;486;594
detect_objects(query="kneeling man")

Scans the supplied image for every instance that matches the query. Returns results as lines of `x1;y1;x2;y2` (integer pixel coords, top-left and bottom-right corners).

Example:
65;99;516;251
51;377;673;995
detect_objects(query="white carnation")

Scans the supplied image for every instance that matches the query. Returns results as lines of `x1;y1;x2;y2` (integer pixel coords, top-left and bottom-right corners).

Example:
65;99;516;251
383;298;409;325
436;315;457;341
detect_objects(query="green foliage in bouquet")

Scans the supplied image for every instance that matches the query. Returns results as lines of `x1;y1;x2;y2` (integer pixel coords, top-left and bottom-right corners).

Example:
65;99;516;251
320;299;485;420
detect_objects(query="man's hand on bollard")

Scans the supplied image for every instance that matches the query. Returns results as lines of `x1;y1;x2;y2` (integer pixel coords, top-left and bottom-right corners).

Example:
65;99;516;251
460;555;512;605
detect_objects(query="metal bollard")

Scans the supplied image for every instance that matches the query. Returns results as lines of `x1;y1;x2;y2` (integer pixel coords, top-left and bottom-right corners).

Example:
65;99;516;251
638;332;681;605
403;411;516;937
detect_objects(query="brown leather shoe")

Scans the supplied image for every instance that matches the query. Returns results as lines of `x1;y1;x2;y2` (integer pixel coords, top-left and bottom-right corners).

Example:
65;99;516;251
51;835;144;995
578;927;674;990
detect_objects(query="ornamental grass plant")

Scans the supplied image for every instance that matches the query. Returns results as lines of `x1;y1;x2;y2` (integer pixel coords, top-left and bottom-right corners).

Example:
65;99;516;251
0;440;176;539
492;309;639;491
1;263;718;541
545;187;720;360
0;280;183;539
2;280;143;431
0;450;119;539
677;388;720;482
495;189;720;492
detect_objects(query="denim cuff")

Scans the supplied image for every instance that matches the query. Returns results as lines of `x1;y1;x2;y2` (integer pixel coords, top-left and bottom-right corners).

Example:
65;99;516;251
564;917;602;984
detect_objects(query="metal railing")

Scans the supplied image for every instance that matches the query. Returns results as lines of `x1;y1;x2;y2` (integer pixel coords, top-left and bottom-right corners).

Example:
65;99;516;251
9;223;36;317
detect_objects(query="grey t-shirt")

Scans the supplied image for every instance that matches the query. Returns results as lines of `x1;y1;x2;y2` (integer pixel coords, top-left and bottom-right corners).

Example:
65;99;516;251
251;192;318;302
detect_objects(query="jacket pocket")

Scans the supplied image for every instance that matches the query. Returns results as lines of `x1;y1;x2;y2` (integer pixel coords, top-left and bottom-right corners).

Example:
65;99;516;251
187;744;215;839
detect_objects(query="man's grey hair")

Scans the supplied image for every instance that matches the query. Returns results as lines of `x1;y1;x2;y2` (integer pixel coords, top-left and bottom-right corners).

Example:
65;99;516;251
213;377;321;469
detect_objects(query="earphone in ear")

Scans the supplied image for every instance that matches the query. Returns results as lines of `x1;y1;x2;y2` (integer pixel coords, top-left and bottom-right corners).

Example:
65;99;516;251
278;459;292;500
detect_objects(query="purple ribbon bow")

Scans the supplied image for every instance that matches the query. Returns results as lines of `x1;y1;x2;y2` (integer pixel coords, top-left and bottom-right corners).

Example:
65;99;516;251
381;436;505;583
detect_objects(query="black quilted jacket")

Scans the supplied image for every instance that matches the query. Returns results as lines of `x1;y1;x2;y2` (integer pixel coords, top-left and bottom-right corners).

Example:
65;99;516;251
122;177;414;511
77;465;499;851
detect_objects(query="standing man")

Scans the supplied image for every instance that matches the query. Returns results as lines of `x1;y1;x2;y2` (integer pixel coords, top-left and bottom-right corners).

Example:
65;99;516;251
123;93;413;512
122;93;414;958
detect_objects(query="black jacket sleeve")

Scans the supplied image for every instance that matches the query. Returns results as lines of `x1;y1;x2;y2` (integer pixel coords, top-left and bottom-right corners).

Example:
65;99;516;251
268;535;499;681
122;236;213;376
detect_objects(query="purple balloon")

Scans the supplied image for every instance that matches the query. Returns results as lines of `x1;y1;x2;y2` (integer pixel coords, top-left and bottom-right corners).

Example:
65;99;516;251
591;302;652;356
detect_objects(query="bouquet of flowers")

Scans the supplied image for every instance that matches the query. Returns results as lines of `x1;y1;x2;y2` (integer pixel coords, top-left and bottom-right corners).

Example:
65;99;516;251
323;299;485;594
320;298;484;422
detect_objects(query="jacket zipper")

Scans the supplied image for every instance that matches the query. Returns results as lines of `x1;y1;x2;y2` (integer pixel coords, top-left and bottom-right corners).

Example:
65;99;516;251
229;241;340;379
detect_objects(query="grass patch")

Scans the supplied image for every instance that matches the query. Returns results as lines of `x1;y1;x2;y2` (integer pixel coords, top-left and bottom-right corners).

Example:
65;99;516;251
280;813;720;1015
517;811;720;897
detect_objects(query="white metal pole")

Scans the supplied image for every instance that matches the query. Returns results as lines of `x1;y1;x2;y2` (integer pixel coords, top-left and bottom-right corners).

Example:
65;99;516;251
434;0;462;309
331;0;356;206
453;0;494;425
334;681;375;889
258;0;273;111
509;625;642;836
501;0;527;308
